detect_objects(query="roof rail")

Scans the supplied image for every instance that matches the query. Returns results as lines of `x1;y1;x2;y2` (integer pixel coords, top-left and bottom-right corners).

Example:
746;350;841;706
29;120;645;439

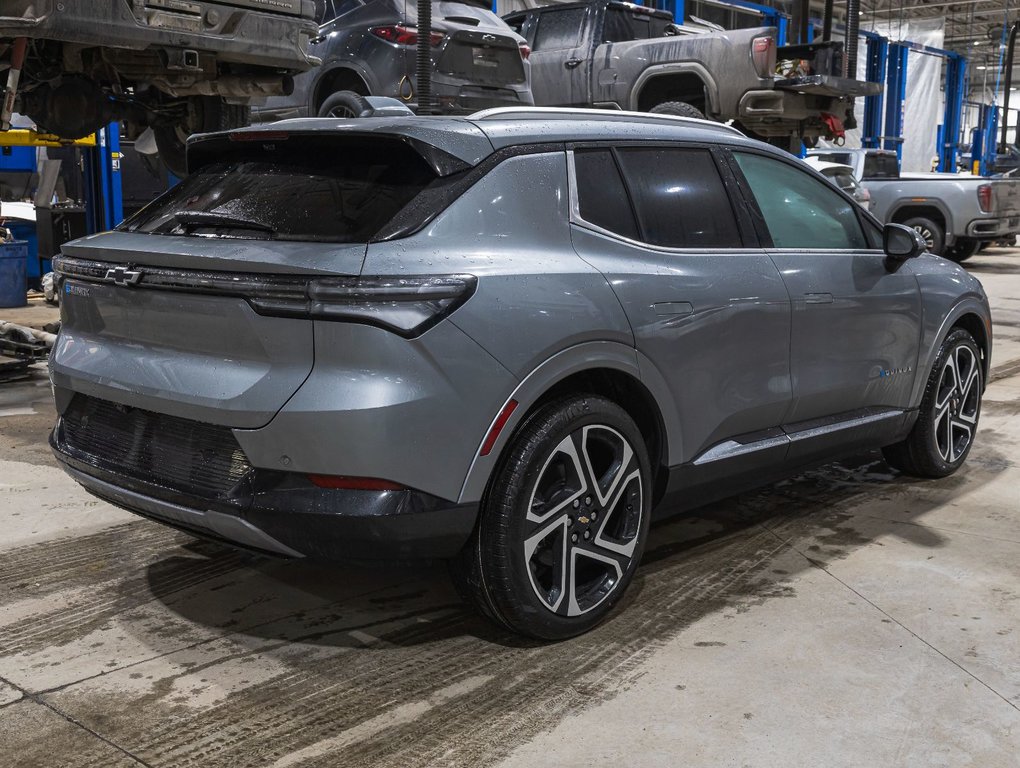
468;106;744;137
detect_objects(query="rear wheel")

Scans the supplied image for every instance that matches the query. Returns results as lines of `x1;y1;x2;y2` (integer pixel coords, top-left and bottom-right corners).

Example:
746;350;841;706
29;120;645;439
945;239;980;263
648;101;705;120
902;216;945;256
154;96;250;178
317;90;370;118
883;329;982;478
452;395;651;640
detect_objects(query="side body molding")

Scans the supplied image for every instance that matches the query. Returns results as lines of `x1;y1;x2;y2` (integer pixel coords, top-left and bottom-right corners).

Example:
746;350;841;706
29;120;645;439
457;341;683;504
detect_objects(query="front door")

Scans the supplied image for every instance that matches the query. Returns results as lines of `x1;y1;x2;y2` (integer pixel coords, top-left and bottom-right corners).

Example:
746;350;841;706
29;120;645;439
727;150;923;443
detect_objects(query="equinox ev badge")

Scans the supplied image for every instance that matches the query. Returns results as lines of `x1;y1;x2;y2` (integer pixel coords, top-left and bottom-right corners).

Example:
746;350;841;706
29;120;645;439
104;266;143;286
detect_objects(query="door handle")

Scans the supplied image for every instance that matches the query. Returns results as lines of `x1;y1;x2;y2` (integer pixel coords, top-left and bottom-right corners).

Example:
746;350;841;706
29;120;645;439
804;292;833;305
653;301;694;316
565;58;583;69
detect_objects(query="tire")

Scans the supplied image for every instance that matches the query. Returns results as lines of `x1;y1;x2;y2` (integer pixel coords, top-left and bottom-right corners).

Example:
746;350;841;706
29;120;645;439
882;329;982;478
317;90;370;118
648;101;705;120
945;239;980;263
153;96;250;178
452;395;652;640
902;216;945;256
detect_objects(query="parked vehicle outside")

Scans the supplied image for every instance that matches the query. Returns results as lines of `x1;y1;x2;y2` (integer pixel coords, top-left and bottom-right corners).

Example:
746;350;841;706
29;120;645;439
804;157;872;210
808;147;1020;262
1;0;320;177
50;107;991;640
502;0;880;150
254;0;532;121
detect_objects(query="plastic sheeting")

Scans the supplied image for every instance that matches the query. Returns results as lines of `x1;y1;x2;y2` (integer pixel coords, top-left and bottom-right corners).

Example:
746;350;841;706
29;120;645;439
832;17;945;173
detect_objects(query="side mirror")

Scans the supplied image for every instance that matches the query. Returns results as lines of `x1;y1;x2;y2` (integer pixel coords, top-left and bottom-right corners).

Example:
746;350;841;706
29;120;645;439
883;223;927;261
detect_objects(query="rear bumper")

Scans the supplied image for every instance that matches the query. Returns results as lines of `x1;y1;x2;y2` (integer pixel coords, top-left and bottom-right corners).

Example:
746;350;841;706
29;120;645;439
51;426;478;562
965;215;1020;240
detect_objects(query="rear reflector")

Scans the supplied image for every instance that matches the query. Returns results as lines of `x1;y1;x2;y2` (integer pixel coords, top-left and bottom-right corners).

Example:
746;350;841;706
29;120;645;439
307;474;406;491
480;399;519;457
751;35;775;79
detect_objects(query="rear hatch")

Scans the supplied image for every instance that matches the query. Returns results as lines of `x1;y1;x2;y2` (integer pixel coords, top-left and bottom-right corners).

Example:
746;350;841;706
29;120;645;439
51;133;447;430
428;1;527;87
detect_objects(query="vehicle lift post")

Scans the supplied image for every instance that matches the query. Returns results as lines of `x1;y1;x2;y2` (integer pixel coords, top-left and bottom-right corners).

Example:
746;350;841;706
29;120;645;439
883;42;908;162
861;31;888;149
81;123;124;233
938;53;967;173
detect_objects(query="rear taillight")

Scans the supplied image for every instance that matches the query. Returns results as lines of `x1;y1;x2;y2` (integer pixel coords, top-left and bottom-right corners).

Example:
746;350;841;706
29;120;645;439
518;42;531;60
370;25;445;47
751;35;775;79
978;184;994;213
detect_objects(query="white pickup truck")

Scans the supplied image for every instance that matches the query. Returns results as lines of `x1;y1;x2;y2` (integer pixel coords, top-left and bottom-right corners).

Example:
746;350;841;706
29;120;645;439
808;148;1020;262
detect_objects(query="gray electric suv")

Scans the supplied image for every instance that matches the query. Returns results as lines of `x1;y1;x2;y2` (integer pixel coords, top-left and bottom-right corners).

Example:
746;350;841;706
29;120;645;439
49;108;992;640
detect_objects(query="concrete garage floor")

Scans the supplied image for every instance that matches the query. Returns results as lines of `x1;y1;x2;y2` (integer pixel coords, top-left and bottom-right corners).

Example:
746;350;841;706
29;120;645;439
1;251;1018;768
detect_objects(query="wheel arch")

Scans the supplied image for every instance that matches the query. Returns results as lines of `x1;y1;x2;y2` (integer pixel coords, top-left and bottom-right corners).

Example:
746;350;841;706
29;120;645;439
889;201;954;245
910;301;992;407
312;65;372;113
457;342;681;507
631;64;717;116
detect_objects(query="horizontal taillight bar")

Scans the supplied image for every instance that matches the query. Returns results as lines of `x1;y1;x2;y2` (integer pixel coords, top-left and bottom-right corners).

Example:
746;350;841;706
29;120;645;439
53;256;476;338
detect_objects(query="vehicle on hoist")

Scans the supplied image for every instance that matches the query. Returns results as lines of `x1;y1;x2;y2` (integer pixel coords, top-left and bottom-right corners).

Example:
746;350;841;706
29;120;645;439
0;0;320;176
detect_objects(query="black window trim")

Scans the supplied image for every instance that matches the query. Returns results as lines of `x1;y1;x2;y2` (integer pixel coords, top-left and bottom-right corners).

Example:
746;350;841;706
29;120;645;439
720;146;884;253
566;140;760;252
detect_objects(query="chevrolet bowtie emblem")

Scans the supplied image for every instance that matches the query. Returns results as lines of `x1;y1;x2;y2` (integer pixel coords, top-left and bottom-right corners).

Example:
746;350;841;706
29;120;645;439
104;266;143;286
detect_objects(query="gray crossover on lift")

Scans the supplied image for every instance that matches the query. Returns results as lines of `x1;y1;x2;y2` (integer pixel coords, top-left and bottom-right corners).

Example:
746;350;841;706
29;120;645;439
49;108;992;640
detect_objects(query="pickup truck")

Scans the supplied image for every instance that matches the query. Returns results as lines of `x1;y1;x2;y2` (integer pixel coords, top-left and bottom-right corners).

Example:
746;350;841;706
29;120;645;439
1;0;320;176
808;148;1020;261
503;0;880;150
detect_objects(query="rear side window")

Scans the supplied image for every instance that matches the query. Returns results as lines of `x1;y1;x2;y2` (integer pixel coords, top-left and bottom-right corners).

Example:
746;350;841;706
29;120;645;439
573;150;639;240
734;152;868;250
120;139;438;243
533;8;586;50
614;147;742;248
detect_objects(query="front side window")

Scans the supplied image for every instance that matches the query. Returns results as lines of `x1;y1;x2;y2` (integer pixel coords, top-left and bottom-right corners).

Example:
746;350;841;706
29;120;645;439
733;152;869;250
533;8;586;50
615;147;742;248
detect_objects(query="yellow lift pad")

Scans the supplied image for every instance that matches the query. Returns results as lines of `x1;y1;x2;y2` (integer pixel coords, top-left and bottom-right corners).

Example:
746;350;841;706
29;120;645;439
0;129;97;147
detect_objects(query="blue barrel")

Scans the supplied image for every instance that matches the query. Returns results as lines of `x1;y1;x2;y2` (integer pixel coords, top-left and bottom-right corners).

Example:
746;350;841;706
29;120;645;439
0;240;28;308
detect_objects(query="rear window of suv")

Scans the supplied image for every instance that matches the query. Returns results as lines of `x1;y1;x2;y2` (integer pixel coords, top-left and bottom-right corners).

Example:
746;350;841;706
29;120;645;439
120;139;438;243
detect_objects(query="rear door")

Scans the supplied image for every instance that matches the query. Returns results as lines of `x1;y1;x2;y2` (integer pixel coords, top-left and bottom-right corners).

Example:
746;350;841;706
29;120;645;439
568;143;792;468
524;5;593;106
726;149;922;455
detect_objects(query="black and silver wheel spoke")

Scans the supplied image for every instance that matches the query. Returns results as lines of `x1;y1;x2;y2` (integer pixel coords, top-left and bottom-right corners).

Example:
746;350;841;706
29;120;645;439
913;225;935;250
524;424;643;617
933;344;980;463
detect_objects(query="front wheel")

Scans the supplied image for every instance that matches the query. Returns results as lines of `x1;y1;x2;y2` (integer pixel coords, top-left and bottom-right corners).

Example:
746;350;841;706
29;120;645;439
902;216;945;256
317;90;370;118
452;395;651;640
883;329;983;478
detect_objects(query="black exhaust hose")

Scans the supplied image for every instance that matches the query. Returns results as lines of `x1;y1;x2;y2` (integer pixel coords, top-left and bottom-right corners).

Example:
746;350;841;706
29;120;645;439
822;0;833;42
1001;23;1020;150
845;0;860;78
416;0;433;114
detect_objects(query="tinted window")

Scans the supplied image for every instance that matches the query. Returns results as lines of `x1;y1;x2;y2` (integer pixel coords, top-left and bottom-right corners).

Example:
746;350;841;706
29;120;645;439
615;148;741;248
603;8;672;42
734;152;868;249
121;139;437;243
533;8;585;50
863;153;900;179
574;150;639;240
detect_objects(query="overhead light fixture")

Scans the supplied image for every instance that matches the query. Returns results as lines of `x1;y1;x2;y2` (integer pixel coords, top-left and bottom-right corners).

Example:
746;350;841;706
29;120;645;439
977;65;988;70
974;40;982;46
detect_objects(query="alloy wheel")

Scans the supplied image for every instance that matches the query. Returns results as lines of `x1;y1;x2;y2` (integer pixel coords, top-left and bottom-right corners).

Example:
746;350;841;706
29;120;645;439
912;224;935;250
326;104;358;118
522;424;643;617
933;344;981;463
